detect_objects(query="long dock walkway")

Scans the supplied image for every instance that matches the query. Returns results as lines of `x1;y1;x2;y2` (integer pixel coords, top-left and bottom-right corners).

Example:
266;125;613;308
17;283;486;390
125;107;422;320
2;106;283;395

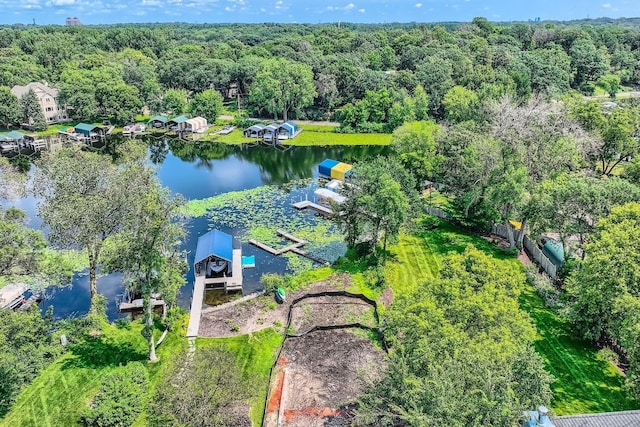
187;274;206;338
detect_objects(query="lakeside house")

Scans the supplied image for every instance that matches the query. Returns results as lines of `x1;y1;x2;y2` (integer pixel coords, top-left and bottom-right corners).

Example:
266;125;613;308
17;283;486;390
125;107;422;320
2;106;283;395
11;82;70;125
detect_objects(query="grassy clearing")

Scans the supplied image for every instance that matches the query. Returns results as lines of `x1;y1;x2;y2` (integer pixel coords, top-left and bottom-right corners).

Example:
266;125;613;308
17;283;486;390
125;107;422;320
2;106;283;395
520;287;637;415
299;124;339;132
197;328;283;426
381;221;637;415
0;319;187;427
207;128;392;146
286;130;391;146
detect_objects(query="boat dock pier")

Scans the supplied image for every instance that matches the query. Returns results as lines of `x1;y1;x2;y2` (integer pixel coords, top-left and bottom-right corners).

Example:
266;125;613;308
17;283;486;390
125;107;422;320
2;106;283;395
249;229;330;266
292;200;334;216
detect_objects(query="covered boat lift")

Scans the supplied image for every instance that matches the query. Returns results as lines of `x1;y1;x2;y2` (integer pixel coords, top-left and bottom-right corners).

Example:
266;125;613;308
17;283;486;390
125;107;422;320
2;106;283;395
188;230;243;338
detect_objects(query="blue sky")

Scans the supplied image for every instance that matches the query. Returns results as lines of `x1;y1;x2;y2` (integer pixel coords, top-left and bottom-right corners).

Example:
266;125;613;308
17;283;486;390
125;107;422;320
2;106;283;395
0;0;638;26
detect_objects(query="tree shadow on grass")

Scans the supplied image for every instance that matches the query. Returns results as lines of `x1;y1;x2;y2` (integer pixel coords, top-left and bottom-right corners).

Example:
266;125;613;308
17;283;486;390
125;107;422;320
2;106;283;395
61;336;147;369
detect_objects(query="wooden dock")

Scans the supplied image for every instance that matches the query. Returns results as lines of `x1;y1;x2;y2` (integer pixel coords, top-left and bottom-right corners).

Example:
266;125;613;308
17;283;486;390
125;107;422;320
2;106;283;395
187;274;206;338
249;229;330;265
292;200;334;216
187;248;243;338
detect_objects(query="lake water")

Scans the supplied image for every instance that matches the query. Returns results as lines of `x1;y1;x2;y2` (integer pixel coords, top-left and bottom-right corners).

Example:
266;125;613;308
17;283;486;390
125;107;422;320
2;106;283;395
6;138;388;320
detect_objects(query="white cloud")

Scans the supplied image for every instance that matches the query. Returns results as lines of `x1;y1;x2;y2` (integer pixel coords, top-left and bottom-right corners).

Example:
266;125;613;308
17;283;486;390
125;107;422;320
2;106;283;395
358;8;365;13
224;5;232;11
602;2;611;7
415;2;422;8
345;3;354;9
50;0;74;5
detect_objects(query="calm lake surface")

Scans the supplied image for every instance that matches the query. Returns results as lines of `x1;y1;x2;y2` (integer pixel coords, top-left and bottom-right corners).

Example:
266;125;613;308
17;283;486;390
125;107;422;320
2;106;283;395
10;138;388;320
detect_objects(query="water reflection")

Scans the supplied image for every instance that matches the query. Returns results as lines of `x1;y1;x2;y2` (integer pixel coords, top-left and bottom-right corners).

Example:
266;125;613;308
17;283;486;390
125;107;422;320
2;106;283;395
5;136;388;321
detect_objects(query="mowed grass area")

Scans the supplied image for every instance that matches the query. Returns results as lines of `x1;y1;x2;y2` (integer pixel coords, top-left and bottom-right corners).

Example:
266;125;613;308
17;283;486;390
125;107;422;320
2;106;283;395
520;287;638;415
0;320;187;427
384;220;638;415
210;128;392;146
197;328;284;426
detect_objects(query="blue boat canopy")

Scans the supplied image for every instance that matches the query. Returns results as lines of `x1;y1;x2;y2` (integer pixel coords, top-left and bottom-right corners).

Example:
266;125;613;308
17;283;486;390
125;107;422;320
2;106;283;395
6;130;26;140
279;121;297;134
194;230;233;266
319;159;340;176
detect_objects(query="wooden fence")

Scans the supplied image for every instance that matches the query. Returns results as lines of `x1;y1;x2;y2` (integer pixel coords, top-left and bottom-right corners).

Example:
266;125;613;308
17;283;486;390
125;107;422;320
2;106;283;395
425;206;449;219
523;235;558;279
491;224;558;279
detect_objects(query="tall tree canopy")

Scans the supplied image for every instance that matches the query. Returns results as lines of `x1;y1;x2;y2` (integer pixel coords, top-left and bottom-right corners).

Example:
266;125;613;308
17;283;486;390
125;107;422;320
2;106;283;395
33;147;146;311
357;246;552;425
249;58;316;121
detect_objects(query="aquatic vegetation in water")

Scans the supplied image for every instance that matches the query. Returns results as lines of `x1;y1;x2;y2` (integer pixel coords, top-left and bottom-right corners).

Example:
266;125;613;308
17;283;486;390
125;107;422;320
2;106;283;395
182;180;346;273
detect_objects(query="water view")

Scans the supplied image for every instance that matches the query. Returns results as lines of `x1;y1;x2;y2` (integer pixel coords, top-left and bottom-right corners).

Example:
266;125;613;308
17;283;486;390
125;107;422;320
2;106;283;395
12;137;388;320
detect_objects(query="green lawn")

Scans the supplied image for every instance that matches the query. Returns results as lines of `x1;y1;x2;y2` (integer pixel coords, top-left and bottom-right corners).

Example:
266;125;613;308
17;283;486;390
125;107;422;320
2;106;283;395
197;328;284;426
520;287;638;415
0;320;187;427
383;221;638;415
210;128;391;146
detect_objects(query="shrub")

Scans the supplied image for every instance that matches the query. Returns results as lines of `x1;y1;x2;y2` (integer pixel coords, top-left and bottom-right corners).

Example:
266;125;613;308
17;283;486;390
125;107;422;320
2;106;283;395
148;348;250;427
524;264;563;309
598;347;620;365
81;362;148;427
364;265;386;290
260;273;287;294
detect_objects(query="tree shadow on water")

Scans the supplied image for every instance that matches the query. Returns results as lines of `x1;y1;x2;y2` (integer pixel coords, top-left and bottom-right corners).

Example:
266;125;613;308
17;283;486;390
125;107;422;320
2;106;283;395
62;336;147;369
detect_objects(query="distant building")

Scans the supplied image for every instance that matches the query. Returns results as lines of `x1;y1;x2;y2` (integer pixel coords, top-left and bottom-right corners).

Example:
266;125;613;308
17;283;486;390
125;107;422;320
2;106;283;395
65;17;83;26
11;82;70;124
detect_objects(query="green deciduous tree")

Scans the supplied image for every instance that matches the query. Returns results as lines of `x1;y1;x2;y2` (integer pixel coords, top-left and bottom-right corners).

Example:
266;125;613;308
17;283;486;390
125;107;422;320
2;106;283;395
336;157;410;262
101;83;142;125
249;58;316;121
391;120;442;186
442;85;479;123
19;88;46;131
357;245;552;426
102;171;186;362
567;202;640;398
34;147;146;312
188;89;223;123
0;86;20;127
530;174;640;258
597;74;621;99
162;88;188;117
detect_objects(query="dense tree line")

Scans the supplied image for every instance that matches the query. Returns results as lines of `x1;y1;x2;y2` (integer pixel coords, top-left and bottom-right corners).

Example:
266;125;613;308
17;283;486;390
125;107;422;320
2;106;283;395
1;19;640;126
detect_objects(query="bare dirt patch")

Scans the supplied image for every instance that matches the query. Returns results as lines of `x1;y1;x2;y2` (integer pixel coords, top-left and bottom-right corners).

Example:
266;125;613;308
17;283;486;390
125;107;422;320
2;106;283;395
279;330;385;427
289;296;376;335
198;274;352;338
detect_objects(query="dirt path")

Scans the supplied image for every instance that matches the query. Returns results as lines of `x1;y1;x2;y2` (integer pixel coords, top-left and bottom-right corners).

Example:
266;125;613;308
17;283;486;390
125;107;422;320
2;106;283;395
198;274;353;338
